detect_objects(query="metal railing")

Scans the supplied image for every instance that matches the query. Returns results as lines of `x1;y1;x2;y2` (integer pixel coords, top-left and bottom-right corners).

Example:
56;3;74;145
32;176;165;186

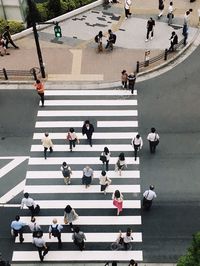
136;38;185;73
0;67;39;81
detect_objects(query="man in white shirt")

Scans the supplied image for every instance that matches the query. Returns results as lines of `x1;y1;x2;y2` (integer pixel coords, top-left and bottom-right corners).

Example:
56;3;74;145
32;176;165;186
28;217;41;236
33;231;48;262
49;218;63;249
147;127;160;154
143;185;157;210
41;132;53;159
21;192;37;217
131;134;143;161
124;0;132;19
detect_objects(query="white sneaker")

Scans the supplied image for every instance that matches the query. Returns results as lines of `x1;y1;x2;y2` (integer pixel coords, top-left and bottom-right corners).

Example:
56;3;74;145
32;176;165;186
125;17;128;20
145;39;149;42
150;36;153;40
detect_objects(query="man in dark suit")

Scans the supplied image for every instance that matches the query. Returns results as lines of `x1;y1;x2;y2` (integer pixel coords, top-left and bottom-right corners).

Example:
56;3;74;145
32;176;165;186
169;31;178;51
82;120;94;147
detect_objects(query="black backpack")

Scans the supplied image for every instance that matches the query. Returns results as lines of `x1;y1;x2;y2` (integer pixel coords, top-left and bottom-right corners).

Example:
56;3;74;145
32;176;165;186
111;34;116;44
94;35;99;43
51;225;60;237
62;167;70;177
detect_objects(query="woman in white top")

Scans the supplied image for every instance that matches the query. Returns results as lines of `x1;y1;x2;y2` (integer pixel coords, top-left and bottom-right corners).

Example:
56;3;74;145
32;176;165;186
99;171;112;195
67;128;80;152
115;152;127;176
112;190;123;215
167;1;174;25
100;147;111;171
131;134;143;161
117;228;133;250
147;127;160;154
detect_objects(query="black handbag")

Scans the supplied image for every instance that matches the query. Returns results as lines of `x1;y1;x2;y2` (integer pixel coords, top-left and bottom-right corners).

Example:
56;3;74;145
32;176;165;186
100;155;107;162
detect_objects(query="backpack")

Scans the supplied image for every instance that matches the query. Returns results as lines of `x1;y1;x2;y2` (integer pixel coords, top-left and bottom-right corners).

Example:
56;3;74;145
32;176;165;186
111;34;116;44
94;35;99;43
62;167;70;177
51;225;60;237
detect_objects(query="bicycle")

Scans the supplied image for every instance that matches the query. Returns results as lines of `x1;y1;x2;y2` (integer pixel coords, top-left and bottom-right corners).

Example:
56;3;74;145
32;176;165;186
110;240;132;250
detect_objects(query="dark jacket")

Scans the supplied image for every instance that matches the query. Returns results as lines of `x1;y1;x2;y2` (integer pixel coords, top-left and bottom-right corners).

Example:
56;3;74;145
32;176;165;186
82;123;94;137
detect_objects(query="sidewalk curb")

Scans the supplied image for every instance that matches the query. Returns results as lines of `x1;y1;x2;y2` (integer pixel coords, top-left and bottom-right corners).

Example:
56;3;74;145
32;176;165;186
11;264;177;266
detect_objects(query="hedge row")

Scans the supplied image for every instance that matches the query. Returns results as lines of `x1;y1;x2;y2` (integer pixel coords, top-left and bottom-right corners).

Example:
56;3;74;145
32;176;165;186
36;0;96;22
0;19;25;35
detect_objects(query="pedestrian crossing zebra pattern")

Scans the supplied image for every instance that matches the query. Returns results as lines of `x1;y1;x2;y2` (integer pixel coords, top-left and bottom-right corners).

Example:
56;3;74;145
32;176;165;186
12;88;143;262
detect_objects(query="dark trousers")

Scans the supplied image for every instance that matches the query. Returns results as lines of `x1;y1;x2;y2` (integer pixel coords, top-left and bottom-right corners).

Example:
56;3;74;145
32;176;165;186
28;205;35;217
69;139;76;150
146;29;153;40
38;92;44;106
134;144;140;160
13;229;24;243
143;197;152;210
129;81;135;94
149;141;156;153
37;246;48;261
103;160;109;171
86;134;93;146
105;40;113;50
125;8;131;18
122;81;127;88
44;147;53;159
74;240;85;251
5;38;18;49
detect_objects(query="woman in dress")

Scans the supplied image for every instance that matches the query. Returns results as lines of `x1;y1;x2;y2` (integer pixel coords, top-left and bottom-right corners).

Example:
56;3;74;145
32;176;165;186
112;190;123;215
82;165;94;188
66;127;79;152
64;205;79;231
99;170;112;195
115;152;127;176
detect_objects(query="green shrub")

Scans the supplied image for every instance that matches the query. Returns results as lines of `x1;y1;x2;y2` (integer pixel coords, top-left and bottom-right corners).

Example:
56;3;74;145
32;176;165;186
0;19;25;35
37;3;48;21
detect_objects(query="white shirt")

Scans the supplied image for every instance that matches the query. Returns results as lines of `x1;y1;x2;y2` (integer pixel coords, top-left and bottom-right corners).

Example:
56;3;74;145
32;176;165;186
131;136;143;147
28;222;41;232
124;0;131;9
21;197;36;208
101;151;111;161
143;189;157;200
183;14;190;26
41;136;53;148
168;5;173;13
33;237;46;247
147;132;159;142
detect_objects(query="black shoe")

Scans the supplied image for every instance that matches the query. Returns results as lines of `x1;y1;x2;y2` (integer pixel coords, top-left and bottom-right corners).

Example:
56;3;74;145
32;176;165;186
40;256;44;262
20;238;24;243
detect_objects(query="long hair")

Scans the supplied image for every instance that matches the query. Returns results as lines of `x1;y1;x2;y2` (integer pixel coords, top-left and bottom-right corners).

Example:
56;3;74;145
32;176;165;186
119;152;125;161
114;190;120;198
104;147;109;155
64;205;72;213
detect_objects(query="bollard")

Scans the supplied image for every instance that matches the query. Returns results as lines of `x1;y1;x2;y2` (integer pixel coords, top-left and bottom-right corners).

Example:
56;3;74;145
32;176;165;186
164;49;168;60
32;68;37;80
3;68;8;80
136;61;140;73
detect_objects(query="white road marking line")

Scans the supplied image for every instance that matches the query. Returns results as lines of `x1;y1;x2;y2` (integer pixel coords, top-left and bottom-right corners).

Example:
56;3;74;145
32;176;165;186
97;121;138;127
26;170;140;179
0;179;25;204
33;132;137;139
45;90;137;96
24;184;140;194
28;157;139;165
12;250;143;261
15;232;142;243
37;110;138;117
43;99;137;106
0;156;28;179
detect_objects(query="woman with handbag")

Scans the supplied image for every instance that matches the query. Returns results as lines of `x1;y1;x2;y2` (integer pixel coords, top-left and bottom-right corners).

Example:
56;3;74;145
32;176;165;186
100;147;111;171
82;165;94;188
147;127;160;154
112;190;123;215
99;170;112;195
66;128;79;152
115;152;127;176
64;205;79;231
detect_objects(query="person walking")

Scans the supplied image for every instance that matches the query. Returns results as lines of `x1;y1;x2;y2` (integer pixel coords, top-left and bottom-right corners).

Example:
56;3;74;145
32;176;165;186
11;215;26;244
183;10;192;45
61;162;72;185
82;120;94;147
100;147;111;171
169;31;178;51
64;205;79;231
66;127;80;152
21;192;39;217
128;72;137;94
112;190;123;215
167;2;174;25
0;35;10;56
34;79;45;107
72;226;86;251
32;231;48;262
95;31;103;52
131;134;143;161
128;259;138;266
158;0;165;19
41;132;53;159
124;0;132;19
99;170;112;195
143;185;157;210
147;127;160;154
145;17;155;42
28;217;41;237
82;165;94;188
105;29;116;50
115;153;127;176
2;26;19;49
117;228;133;250
121;70;128;89
49;218;63;249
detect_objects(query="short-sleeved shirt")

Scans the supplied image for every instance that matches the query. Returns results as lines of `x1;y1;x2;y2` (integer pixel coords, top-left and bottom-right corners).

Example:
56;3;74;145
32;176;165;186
33;237;45;248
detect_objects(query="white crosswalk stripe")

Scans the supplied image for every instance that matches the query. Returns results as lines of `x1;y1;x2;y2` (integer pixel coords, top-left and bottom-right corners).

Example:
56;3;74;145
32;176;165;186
12;89;143;263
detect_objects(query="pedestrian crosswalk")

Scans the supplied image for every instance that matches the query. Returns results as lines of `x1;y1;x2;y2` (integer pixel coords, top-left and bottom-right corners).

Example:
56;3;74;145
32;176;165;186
12;88;143;262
